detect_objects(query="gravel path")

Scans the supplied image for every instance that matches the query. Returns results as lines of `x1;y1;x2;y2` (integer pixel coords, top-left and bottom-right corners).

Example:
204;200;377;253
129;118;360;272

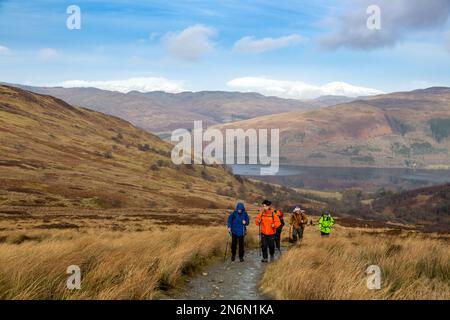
177;249;284;300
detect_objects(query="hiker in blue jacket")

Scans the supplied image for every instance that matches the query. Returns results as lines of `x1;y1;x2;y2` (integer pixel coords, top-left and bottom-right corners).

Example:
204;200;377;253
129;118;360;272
227;202;250;262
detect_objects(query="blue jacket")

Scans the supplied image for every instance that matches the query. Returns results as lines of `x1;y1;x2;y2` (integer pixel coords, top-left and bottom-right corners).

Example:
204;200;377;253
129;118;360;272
227;203;249;237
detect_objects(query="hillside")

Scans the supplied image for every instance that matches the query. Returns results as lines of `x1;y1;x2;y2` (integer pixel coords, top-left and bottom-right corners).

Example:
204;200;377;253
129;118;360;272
8;85;210;134
215;87;450;169
7;84;353;135
0;85;277;211
368;183;450;232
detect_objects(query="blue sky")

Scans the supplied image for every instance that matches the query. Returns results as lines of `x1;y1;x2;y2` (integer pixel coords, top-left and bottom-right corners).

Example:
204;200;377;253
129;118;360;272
0;0;450;98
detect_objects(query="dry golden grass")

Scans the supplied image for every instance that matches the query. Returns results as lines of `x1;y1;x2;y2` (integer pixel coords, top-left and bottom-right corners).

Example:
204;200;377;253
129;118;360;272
0;210;447;300
261;225;450;300
0;225;230;300
0;207;264;300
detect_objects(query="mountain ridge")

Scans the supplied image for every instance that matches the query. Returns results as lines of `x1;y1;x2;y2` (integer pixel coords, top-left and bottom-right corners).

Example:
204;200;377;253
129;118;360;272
2;82;356;133
215;86;450;169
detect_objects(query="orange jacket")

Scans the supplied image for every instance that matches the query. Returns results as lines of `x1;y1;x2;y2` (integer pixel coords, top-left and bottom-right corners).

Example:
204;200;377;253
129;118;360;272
255;208;281;236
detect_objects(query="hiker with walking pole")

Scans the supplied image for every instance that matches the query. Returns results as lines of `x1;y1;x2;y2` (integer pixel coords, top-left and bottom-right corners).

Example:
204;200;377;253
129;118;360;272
290;205;308;245
227;202;249;262
255;200;281;263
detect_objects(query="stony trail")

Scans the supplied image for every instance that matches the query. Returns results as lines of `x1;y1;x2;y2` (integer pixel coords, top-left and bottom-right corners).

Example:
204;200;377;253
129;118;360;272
177;249;285;300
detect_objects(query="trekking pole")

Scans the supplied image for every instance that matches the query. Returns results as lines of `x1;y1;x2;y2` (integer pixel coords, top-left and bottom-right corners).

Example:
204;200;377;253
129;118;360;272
223;231;231;263
289;225;292;243
278;231;282;256
242;223;246;250
258;222;262;257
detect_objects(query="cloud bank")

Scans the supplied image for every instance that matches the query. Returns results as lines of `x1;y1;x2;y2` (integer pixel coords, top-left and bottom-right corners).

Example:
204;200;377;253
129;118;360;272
233;34;305;54
227;77;384;99
163;24;216;61
321;0;450;50
54;77;186;93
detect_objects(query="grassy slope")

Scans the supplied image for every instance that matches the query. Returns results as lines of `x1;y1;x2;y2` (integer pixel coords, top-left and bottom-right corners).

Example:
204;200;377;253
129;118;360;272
369;183;450;231
0;225;226;299
0;85;266;210
260;224;450;300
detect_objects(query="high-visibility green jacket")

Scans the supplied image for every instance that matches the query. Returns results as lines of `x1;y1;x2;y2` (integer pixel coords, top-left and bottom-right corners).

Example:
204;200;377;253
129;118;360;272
319;215;334;234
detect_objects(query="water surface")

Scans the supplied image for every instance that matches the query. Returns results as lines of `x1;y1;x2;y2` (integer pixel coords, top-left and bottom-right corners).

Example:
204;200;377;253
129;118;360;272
232;165;450;191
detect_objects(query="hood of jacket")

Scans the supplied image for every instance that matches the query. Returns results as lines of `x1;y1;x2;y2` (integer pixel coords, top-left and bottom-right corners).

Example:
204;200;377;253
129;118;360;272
235;202;245;212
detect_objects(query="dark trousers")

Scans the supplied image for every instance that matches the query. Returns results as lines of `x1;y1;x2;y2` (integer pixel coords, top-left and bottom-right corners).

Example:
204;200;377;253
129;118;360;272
261;234;275;259
231;234;245;259
275;227;283;250
292;226;304;242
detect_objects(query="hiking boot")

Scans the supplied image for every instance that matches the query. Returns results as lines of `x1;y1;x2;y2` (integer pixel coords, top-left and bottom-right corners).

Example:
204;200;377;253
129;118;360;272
261;258;268;263
231;256;236;262
239;258;244;262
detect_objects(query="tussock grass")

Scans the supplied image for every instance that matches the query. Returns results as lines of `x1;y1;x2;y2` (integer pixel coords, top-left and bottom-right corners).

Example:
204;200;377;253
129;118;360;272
261;226;450;300
0;226;227;299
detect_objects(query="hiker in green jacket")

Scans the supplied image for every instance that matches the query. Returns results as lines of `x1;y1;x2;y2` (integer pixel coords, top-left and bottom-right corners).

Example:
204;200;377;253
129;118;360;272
319;210;334;237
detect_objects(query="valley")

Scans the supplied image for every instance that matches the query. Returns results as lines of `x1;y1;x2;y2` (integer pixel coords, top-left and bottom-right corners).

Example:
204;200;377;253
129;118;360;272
0;85;448;300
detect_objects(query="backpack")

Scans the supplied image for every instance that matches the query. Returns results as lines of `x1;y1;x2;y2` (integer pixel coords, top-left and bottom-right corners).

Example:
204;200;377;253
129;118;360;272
259;209;276;225
276;210;285;227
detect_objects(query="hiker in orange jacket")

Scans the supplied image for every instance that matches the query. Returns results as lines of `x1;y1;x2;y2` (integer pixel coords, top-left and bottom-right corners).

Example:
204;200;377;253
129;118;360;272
255;200;281;262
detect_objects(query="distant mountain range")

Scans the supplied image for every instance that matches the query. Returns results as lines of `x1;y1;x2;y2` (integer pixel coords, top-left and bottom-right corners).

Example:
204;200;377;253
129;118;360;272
4;82;450;170
3;83;354;134
216;87;450;169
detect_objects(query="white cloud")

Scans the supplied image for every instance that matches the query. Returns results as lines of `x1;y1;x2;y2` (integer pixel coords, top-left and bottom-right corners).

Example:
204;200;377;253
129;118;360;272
163;24;216;61
53;77;186;93
233;34;305;54
0;45;11;55
227;77;384;99
38;48;60;60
